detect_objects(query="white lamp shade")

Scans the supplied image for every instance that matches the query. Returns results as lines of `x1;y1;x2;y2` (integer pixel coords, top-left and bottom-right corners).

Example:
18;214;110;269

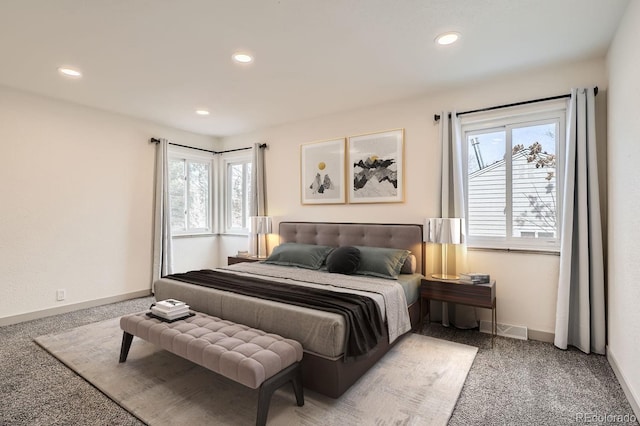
425;218;464;244
250;216;272;235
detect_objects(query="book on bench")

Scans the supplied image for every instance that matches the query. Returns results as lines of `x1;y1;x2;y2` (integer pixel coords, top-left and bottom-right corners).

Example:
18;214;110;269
154;299;187;310
151;306;190;319
151;299;191;320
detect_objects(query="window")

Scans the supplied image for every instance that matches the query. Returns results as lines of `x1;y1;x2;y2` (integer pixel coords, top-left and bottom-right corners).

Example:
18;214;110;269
167;147;253;236
168;151;212;235
224;156;252;233
462;104;565;251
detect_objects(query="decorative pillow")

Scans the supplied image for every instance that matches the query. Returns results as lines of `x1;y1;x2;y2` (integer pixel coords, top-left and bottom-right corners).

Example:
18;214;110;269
354;246;411;279
264;243;333;270
326;246;361;275
400;254;417;274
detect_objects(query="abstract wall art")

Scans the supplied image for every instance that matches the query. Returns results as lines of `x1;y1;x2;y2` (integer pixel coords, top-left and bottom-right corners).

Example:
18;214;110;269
348;129;404;203
300;138;346;204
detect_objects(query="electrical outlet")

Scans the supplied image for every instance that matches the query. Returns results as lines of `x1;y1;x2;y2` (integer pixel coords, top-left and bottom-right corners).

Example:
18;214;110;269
56;289;66;301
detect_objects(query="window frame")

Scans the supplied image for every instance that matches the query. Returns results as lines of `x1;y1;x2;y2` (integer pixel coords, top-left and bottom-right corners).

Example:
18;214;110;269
168;147;214;237
460;101;567;252
221;151;253;235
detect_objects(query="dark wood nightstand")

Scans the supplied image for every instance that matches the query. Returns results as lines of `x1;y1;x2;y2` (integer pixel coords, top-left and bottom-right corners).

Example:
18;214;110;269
420;277;497;341
227;256;262;265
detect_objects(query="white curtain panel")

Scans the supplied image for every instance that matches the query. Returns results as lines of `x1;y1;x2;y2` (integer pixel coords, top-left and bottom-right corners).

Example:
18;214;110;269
151;138;174;289
250;143;267;217
438;112;476;328
554;88;605;354
249;143;267;256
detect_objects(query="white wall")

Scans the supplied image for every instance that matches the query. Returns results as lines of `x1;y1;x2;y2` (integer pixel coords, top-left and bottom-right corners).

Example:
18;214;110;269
606;0;640;416
0;86;216;321
221;58;607;337
217;235;252;266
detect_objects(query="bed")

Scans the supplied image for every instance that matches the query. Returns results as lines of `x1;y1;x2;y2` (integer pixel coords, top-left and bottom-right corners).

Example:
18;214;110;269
154;222;424;398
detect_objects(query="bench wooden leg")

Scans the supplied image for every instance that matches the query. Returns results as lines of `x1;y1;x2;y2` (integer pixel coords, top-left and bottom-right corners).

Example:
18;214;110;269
256;362;304;426
119;332;134;363
291;363;304;407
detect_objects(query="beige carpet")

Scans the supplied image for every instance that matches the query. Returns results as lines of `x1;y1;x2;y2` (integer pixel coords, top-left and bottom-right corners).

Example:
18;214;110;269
35;317;477;425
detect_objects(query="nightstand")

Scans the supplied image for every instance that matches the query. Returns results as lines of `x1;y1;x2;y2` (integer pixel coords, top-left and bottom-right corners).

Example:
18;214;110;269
420;277;497;341
227;256;262;265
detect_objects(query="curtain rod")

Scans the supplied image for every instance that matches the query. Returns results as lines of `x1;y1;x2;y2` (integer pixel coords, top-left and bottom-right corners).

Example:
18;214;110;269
433;86;598;122
149;138;267;154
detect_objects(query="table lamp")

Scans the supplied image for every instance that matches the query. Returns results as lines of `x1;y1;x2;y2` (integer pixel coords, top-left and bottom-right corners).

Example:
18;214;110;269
425;218;464;280
249;216;272;259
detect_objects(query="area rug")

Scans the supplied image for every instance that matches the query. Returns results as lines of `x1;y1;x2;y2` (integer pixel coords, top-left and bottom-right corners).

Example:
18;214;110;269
35;317;477;425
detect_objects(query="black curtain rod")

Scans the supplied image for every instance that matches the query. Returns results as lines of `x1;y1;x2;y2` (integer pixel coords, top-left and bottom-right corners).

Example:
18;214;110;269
149;138;267;154
433;86;598;122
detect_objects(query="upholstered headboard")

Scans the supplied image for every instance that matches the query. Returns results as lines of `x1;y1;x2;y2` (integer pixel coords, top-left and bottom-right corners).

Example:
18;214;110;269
278;222;424;275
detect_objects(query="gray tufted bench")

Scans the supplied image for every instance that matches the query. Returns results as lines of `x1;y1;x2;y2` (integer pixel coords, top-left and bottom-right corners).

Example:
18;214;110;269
119;311;304;426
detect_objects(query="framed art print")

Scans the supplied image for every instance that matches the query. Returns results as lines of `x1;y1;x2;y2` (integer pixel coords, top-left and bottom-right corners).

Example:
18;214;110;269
300;138;346;204
348;129;404;203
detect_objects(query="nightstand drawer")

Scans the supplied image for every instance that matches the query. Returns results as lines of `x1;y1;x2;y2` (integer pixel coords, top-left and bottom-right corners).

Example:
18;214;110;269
421;279;495;309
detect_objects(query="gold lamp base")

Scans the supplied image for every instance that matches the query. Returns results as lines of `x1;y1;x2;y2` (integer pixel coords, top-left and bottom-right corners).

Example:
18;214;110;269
431;273;460;280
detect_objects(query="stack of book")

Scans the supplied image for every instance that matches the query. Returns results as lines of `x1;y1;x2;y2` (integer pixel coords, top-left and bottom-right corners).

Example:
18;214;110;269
459;273;491;285
151;299;190;320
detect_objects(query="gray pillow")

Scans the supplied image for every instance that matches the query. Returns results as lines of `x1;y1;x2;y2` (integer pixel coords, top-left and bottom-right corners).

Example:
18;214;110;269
264;243;333;270
326;246;361;274
400;254;417;274
354;246;410;279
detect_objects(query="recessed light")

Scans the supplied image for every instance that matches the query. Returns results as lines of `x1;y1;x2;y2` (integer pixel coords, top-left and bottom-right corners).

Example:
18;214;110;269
232;52;253;64
435;32;460;46
195;109;210;116
57;67;82;78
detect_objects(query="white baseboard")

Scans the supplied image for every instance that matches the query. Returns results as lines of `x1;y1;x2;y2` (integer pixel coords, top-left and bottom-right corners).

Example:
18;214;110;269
479;320;528;340
607;345;640;420
527;328;555;343
0;290;152;327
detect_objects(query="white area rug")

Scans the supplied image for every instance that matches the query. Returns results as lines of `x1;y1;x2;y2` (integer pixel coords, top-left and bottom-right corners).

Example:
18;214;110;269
35;317;477;425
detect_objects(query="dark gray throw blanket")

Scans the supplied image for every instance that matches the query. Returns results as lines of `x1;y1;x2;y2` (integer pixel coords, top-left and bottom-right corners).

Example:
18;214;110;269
166;269;384;361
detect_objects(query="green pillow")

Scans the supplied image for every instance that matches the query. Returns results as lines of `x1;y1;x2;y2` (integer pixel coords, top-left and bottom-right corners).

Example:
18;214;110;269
354;246;410;279
264;243;333;270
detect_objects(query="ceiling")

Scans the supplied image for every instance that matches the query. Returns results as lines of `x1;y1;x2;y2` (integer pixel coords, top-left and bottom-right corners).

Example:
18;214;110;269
0;0;630;137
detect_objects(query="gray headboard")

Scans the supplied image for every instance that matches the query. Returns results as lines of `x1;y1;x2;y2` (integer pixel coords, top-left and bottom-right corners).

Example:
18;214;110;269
278;222;424;275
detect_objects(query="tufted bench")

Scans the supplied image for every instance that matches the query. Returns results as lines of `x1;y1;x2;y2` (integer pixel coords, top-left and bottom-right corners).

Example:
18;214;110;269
119;311;304;426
